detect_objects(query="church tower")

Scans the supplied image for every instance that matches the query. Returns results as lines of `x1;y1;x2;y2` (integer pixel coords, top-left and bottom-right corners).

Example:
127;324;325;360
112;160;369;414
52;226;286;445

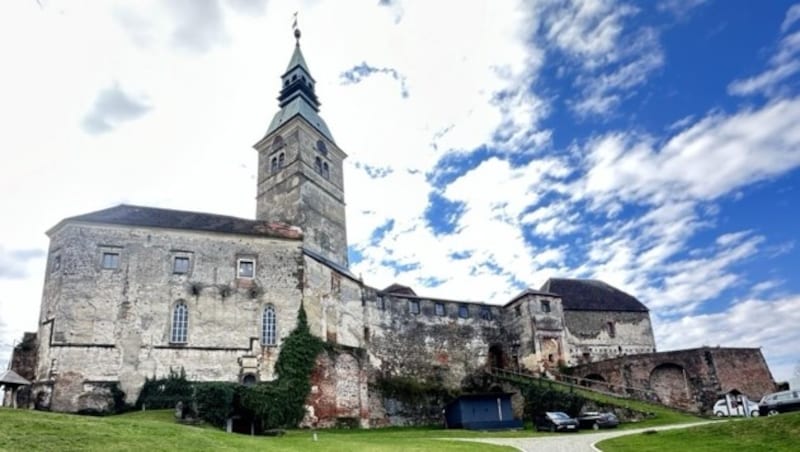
254;28;348;267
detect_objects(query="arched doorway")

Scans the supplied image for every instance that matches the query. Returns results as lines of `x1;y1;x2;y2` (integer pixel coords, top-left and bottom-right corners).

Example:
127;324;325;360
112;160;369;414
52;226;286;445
582;373;607;390
487;344;507;370
649;363;690;407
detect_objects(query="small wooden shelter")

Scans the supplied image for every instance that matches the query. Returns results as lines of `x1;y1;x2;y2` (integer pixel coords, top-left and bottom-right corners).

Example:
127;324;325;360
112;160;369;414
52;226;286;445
0;369;31;408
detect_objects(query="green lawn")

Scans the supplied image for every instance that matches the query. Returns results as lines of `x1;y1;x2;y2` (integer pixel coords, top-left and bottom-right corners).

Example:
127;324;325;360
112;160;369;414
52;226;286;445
597;412;800;451
0;408;520;451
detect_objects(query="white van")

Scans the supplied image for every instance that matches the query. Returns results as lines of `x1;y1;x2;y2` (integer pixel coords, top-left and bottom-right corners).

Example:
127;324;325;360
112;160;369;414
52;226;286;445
713;398;759;417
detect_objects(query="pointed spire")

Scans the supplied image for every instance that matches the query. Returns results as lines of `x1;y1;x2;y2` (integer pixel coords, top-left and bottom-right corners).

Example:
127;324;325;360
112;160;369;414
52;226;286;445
263;22;335;142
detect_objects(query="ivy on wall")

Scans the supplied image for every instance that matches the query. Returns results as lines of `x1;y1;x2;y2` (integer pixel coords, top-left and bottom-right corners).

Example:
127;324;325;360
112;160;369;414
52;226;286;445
136;306;323;430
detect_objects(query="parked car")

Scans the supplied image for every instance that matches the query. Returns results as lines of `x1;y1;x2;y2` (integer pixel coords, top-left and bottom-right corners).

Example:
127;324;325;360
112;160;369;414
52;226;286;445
577;411;620;429
759;390;800;416
534;411;579;432
713;398;760;417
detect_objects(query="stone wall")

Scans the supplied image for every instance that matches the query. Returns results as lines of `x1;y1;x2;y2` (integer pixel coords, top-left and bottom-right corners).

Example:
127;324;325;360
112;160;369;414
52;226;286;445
563;310;656;365
569;347;776;413
255;119;348;267
303;347;370;428
35;222;304;411
364;291;509;389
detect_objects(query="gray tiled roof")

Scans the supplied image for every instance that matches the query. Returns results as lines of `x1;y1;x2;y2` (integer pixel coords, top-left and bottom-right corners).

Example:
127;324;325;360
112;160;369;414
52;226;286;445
540;278;648;312
266;96;335;142
0;369;31;386
52;204;303;240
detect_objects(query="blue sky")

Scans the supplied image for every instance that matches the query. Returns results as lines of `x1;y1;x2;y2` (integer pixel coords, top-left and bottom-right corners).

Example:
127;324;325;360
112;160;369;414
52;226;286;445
0;0;799;381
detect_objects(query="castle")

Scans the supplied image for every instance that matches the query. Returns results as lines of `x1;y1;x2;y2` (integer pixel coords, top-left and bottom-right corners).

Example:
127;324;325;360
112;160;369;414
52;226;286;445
16;32;775;424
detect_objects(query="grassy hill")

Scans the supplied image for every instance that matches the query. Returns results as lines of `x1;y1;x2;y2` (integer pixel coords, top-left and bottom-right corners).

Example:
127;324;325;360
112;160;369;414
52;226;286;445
0;408;519;452
597;411;800;451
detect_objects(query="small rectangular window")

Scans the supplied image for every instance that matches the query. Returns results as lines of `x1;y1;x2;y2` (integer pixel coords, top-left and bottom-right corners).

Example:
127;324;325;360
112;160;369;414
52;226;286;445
101;252;120;269
363;327;370;342
237;258;255;278
409;300;420;315
515;305;522;317
435;303;445;316
607;321;616;338
480;306;492;320
541;300;551;313
173;256;190;274
459;304;469;319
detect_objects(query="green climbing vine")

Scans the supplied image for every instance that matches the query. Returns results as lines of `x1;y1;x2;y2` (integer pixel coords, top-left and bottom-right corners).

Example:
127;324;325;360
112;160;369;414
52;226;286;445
240;305;324;429
137;306;323;430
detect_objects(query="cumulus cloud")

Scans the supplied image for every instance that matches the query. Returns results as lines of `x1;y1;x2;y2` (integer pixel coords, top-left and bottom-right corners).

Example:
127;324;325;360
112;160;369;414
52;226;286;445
577;99;800;206
81;83;151;134
115;0;233;52
655;294;800;380
166;0;228;53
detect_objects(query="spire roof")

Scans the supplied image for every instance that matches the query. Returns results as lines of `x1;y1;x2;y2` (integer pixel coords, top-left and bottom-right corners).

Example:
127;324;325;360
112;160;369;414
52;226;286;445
284;44;311;77
264;29;335;142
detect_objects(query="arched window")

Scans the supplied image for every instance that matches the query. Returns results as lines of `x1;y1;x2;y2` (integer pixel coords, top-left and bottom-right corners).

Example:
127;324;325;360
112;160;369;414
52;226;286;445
314;157;323;175
316;140;328;156
270;157;278;173
322;162;330;179
262;305;276;346
278;152;285;169
171;302;188;344
272;135;284;152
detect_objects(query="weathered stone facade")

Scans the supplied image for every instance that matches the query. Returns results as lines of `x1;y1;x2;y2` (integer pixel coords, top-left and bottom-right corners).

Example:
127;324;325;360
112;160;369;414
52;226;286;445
19;34;775;424
569;347;776;413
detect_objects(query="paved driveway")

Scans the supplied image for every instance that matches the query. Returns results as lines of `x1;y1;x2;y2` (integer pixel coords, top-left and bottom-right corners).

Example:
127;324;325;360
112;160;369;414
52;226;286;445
450;421;717;452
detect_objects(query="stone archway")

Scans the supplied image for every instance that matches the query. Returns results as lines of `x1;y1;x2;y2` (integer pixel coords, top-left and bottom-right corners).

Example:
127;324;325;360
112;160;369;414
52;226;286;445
649;363;690;407
582;373;607;390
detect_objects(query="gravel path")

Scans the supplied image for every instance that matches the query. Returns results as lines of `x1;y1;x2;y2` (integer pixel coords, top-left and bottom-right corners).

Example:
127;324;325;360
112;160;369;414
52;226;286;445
449;421;717;452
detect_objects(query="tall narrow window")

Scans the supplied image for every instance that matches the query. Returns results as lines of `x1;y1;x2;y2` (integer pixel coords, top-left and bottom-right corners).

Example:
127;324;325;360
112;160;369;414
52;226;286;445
322;162;330;179
171;302;188;344
272;135;285;151
607;321;616;338
278;152;285;169
262;305;276;346
271;157;278;173
314;157;323;175
316;139;328;156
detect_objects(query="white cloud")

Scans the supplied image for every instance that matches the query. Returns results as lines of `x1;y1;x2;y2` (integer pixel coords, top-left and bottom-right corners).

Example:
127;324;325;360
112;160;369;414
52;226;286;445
655;294;800;381
781;3;800;33
729;13;800;97
657;0;709;19
81;83;151;134
578;99;800;206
